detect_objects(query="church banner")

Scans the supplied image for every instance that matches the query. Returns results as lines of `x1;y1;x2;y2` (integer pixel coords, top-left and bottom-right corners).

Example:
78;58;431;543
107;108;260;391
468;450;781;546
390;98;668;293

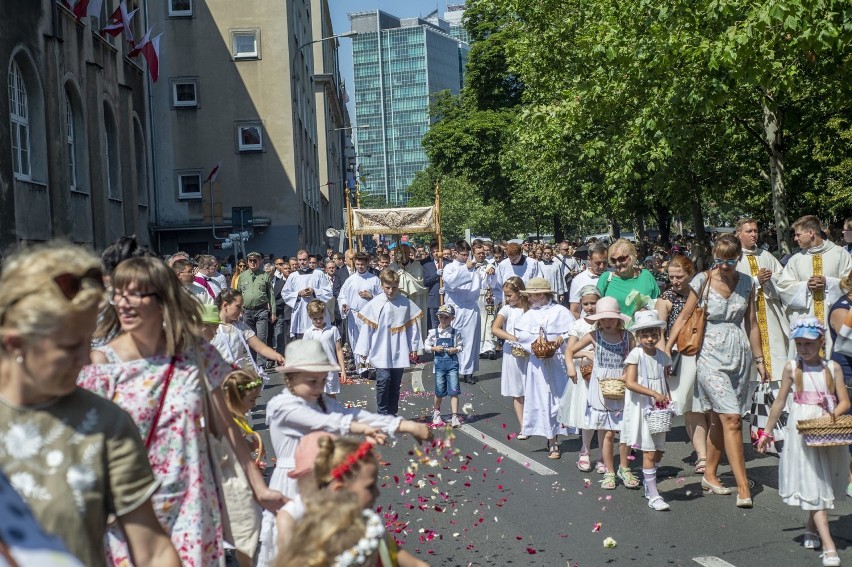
351;206;436;235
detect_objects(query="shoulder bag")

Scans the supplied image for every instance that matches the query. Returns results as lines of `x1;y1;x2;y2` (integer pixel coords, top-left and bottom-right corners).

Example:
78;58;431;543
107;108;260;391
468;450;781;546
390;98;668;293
675;271;711;356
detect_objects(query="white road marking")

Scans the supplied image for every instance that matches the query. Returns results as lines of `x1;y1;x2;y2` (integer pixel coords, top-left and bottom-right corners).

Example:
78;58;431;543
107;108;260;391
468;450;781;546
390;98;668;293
692;557;737;567
456;423;559;475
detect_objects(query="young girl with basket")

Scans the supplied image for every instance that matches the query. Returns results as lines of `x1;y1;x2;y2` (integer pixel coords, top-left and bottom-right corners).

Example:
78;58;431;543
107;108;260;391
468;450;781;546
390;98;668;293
558;285;606;472
491;276;530;436
622;311;674;511
514;278;576;459
566;297;638;489
757;317;850;567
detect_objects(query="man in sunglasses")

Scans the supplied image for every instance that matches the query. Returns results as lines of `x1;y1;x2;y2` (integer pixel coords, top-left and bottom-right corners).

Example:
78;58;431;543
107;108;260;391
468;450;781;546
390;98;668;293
282;249;333;339
735;218;788;381
237;251;277;368
777;215;852;354
567;242;609;318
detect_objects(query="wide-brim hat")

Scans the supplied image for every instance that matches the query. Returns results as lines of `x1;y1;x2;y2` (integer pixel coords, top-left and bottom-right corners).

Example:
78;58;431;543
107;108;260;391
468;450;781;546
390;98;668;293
585;296;630;322
288;431;337;479
631;309;666;331
521;277;556;295
201;304;221;325
279;339;340;373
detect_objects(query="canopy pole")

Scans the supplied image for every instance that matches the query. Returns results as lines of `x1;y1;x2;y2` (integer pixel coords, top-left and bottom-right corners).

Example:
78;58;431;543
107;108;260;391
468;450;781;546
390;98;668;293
435;180;444;306
344;186;354;252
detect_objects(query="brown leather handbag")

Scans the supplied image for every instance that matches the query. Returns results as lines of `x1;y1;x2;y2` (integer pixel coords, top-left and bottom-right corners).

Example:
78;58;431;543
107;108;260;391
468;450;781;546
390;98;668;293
675;271;711;356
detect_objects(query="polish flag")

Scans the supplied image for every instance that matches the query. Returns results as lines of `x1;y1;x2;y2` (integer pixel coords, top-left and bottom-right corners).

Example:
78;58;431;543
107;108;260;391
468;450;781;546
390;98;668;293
205;162;222;184
140;34;162;83
128;27;150;57
101;1;137;44
72;0;104;20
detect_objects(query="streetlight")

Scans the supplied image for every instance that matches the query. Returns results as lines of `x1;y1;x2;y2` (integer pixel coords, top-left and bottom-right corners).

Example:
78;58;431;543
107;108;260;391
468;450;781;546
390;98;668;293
331;124;371;132
291;30;358;79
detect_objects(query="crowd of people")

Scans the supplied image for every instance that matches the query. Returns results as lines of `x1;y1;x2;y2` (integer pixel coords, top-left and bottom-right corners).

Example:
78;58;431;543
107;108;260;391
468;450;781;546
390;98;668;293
1;214;851;566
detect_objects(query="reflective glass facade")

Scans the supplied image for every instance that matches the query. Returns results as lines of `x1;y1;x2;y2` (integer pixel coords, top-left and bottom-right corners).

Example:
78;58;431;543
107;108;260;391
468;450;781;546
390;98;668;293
350;10;468;205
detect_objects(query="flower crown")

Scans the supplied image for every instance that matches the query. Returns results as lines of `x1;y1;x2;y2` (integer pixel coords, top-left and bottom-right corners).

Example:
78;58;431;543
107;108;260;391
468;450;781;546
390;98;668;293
332;509;385;567
238;378;263;391
331;441;374;481
790;316;825;334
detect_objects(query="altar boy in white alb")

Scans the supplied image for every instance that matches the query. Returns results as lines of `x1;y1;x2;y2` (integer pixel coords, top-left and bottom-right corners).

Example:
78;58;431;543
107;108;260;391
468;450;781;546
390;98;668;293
337;251;382;350
282;249;333;338
776;215;852;354
354;269;423;415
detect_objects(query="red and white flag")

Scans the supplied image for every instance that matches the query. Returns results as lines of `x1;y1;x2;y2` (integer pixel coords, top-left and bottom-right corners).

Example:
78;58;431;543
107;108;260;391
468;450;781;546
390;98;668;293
130;28;162;83
101;1;137;44
205;162;222;184
72;0;104;20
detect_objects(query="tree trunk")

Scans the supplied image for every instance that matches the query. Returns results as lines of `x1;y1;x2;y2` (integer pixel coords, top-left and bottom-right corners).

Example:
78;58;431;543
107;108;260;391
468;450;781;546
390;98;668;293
611;218;621;240
763;100;792;254
654;201;672;245
690;186;708;271
553;214;564;243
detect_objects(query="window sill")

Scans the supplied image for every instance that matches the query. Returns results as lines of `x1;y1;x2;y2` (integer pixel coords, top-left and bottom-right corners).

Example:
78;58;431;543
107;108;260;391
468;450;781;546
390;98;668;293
179;194;203;201
70;188;90;196
108;197;123;204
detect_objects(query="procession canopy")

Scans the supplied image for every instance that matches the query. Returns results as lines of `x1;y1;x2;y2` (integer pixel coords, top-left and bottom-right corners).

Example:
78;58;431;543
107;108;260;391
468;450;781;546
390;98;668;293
351;206;436;235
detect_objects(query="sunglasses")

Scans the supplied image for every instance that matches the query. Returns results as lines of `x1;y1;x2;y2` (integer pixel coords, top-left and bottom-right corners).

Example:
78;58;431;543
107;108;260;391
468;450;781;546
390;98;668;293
713;258;738;267
54;268;105;299
609;254;630;265
247;258;259;263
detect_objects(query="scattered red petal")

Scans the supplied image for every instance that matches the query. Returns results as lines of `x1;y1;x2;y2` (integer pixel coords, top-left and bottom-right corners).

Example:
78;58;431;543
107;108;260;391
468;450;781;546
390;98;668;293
526;548;537;554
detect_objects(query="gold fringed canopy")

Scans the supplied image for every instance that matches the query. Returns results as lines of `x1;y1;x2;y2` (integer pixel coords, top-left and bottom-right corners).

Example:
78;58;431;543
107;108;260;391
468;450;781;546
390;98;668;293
350;207;436;235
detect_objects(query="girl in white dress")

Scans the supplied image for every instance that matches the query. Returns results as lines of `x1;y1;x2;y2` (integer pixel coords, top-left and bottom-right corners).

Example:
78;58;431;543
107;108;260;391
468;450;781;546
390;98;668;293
623;310;673;511
757;317;850;567
566;297;637;489
558;285;605;472
491;276;530;436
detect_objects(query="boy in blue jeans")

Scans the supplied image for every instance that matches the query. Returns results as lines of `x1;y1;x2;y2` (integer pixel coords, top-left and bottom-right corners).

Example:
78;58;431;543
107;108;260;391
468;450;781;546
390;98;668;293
426;304;463;427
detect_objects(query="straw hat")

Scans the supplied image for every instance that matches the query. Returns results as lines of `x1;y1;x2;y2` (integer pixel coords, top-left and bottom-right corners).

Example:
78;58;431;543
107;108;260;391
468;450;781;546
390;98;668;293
288;431;338;479
631;309;666;331
521;277;556;295
280;339;340;373
585;296;630;323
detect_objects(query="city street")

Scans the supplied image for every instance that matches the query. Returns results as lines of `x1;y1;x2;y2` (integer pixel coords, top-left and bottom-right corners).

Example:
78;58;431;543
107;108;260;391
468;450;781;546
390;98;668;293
255;356;852;567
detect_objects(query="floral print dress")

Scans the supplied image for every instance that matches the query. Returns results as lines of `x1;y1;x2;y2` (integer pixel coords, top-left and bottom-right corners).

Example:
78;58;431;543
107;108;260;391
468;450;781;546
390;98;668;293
78;342;231;567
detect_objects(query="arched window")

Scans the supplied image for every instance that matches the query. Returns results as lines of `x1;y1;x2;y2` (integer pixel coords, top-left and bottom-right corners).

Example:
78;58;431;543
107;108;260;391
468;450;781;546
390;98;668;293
103;102;120;199
8;61;30;179
65;92;77;191
133;118;148;205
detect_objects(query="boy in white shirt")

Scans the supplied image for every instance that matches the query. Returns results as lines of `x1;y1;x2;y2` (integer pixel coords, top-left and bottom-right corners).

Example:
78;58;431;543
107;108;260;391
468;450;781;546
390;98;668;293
426;304;463;427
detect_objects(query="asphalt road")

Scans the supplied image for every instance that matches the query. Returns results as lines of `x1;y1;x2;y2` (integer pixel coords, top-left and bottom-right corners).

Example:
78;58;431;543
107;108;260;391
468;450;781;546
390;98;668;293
253;356;852;567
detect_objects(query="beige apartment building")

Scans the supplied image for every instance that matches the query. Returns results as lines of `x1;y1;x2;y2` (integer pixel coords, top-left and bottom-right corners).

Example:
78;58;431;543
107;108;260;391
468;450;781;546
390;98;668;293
148;0;350;257
0;0;151;249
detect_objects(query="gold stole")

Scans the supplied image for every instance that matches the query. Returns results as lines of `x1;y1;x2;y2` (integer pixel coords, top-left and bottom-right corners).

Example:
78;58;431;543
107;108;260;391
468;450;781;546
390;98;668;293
747;254;772;378
812;253;825;322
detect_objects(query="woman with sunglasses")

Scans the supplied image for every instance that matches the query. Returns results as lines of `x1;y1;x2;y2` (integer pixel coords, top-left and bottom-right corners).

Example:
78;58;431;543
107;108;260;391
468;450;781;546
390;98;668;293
232;258;248;289
597;238;660;319
667;234;768;508
0;244;180;567
80;257;286;566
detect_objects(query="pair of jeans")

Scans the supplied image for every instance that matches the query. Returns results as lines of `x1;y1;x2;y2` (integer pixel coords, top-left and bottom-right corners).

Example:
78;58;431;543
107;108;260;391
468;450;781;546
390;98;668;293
375;368;404;415
434;368;460;398
242;307;269;365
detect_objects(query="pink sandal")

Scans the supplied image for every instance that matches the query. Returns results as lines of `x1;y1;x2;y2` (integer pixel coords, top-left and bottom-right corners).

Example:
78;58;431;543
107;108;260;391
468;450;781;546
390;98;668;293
577;453;592;472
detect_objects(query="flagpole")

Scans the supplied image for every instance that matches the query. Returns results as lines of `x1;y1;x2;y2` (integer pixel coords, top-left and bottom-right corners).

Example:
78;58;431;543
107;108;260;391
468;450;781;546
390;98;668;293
208;178;225;242
435;180;444;306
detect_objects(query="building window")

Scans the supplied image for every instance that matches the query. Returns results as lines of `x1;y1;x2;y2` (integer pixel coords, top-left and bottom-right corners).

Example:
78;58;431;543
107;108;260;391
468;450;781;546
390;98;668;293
237;123;263;152
168;0;192;17
171;79;198;108
177;171;202;199
8;61;30;179
65;93;77;191
232;30;260;59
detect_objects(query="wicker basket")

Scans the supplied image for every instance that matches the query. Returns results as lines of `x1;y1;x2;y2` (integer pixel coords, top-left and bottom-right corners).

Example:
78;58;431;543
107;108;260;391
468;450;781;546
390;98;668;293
599;378;625;400
531;328;558;359
511;344;529;358
579;361;593;380
644;406;673;434
796;414;852;447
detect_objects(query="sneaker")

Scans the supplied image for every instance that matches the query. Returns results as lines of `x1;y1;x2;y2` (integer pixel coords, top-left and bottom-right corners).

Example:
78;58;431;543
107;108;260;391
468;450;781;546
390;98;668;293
450;414;462;428
648;496;670;511
432;410;444;426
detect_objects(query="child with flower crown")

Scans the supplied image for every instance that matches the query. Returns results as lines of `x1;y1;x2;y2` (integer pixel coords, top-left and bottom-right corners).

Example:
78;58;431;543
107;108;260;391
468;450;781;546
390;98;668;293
757;316;850;567
257;339;432;567
276;432;428;567
566;297;638;490
621;310;673;511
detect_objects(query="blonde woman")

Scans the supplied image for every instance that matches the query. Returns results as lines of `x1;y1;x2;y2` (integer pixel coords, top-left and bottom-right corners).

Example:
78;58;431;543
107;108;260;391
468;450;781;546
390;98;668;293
80;257;285;566
0;243;179;567
597;238;660;319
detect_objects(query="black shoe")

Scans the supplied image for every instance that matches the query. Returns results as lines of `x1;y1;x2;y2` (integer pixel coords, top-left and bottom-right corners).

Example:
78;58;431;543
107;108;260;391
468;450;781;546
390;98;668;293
487;350;496;360
460;375;469;384
468;374;478;384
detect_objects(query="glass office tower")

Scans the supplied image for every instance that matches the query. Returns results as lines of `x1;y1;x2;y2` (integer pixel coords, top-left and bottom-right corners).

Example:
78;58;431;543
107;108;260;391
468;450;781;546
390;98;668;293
349;10;468;205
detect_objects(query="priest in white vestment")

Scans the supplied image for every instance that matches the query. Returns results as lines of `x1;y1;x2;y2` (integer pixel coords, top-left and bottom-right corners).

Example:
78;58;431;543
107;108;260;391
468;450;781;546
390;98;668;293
389;243;429;339
776;216;852;354
497;241;541;286
443;241;488;383
282;250;333;337
338;252;382;354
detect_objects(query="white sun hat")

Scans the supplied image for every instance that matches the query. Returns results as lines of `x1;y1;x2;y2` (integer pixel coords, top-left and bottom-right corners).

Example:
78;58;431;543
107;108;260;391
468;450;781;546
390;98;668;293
631;309;666;331
279;339;340;373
